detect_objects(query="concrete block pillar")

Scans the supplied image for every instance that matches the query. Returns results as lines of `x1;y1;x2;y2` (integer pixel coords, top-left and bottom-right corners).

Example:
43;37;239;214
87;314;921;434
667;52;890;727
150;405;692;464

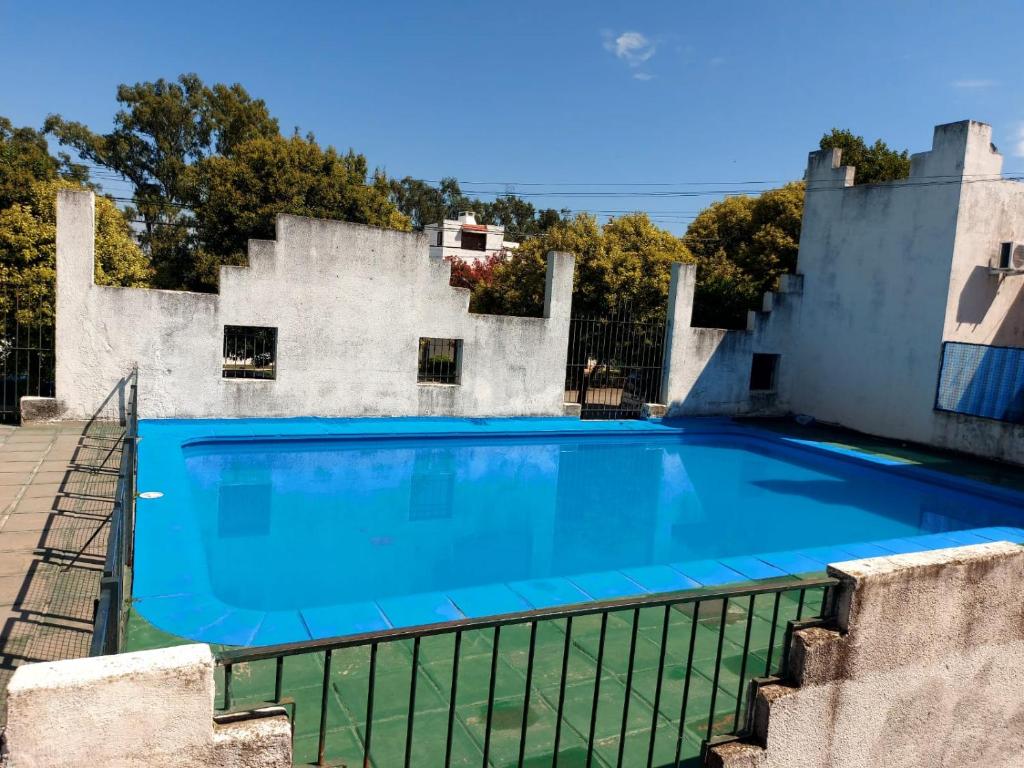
542;250;574;321
660;261;697;403
55;189;96;409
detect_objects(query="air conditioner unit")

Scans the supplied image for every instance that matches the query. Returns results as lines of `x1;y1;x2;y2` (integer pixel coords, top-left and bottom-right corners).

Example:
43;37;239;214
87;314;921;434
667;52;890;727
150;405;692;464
990;241;1024;275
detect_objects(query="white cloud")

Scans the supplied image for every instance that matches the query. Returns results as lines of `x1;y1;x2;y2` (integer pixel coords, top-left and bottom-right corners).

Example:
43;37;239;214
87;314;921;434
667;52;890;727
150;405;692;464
1013;125;1024;158
633;72;654;81
951;78;995;89
603;31;656;67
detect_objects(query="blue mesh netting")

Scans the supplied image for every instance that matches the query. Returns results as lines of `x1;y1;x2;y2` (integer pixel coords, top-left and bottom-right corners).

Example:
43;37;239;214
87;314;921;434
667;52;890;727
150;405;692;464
936;342;1024;423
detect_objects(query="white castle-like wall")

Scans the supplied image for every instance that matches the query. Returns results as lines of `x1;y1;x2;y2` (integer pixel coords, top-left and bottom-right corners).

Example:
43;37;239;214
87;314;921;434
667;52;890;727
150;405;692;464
663;120;1024;464
55;190;574;419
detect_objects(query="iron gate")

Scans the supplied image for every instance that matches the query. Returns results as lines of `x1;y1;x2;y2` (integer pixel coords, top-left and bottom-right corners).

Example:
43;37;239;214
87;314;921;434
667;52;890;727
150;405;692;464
1;291;55;424
565;307;666;419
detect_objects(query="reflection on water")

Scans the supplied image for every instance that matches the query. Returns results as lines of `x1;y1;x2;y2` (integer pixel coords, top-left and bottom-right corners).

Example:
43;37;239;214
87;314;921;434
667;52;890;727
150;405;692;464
182;435;1023;611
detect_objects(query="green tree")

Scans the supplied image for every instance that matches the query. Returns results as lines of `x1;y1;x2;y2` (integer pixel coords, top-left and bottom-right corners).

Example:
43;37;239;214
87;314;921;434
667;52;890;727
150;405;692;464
818;128;911;185
684;182;804;329
188;133;410;287
474;213;691;320
0;180;151;323
0;117;88;210
46;74;407;291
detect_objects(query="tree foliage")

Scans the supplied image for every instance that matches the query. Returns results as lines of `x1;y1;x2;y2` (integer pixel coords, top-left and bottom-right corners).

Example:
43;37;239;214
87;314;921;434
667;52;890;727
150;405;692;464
0;180;151;323
0;118;88;210
474;213;691;321
684;182;804;329
388;176;565;241
46;74;408;291
818;128;911;185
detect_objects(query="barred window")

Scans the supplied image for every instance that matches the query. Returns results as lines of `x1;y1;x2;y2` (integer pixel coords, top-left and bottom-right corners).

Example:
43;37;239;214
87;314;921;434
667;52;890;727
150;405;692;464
223;325;277;380
417;337;461;384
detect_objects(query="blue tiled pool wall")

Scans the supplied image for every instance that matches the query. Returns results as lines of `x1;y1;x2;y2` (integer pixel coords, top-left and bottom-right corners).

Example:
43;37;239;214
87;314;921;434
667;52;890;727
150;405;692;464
132;417;1024;647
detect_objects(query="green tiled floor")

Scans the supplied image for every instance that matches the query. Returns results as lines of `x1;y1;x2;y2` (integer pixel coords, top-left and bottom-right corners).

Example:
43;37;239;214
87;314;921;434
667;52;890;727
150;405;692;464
125;584;821;766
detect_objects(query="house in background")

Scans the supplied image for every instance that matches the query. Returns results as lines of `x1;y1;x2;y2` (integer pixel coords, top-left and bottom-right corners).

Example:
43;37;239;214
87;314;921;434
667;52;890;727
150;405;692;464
424;211;518;262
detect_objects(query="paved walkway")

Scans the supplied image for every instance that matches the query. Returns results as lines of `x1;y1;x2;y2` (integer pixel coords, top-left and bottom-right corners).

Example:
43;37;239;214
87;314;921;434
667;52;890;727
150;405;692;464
0;420;121;723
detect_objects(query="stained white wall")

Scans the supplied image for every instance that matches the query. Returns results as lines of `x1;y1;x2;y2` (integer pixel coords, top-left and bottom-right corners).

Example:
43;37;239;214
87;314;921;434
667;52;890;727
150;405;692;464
55;191;573;420
664;121;1024;465
5;644;291;768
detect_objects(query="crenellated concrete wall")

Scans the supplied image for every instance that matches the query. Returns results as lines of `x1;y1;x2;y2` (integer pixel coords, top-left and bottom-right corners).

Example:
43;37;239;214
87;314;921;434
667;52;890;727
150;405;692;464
708;541;1024;768
663;120;1024;465
54;190;574;420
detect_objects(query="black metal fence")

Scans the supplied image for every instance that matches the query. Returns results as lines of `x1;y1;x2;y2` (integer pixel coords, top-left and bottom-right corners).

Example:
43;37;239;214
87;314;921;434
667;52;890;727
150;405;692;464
935;341;1024;423
565;308;666;420
0;291;55;423
89;367;139;656
216;576;836;767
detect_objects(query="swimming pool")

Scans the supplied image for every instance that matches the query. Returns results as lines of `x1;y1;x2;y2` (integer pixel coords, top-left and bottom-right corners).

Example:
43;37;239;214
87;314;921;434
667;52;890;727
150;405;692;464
133;417;1024;646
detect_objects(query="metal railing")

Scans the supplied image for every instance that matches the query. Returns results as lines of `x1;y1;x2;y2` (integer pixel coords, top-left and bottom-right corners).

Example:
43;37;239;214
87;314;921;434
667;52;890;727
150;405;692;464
216;576;837;767
0;290;55;423
565;307;667;420
89;367;139;656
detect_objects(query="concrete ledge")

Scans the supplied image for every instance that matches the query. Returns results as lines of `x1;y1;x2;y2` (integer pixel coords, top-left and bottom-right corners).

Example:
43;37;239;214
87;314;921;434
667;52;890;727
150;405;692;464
19;397;66;423
710;542;1024;768
563;402;582;417
642;402;667;418
5;644;290;768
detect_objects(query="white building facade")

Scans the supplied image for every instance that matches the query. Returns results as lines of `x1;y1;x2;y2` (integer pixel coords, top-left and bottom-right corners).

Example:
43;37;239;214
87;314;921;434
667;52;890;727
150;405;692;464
424;211;518;263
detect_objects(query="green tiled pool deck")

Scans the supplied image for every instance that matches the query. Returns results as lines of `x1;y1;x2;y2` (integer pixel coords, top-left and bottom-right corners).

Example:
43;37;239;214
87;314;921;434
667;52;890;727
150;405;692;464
127;587;823;766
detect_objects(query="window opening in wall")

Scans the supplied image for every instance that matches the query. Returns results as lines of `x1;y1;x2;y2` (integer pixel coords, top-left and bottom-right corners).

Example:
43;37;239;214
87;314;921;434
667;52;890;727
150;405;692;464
461;230;486;251
749;353;780;392
418;337;462;384
223;325;277;380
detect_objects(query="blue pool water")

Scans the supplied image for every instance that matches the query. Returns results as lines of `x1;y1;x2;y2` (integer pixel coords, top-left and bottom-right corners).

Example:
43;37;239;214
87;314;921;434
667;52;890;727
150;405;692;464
133;418;1024;646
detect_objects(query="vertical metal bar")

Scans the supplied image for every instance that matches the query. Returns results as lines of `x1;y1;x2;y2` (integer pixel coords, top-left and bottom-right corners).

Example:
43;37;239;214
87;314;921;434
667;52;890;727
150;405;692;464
616;607;641;768
318;649;333;767
403;637;421;768
733;595;757;731
646;604;671;768
274;656;284;703
763;591;783;676
224;663;233;710
482;626;501;767
517;622;538;768
364;642;378;767
795;588;807;622
585;612;609;768
673;600;701;767
552;616;573;767
705;599;730;743
444;631;462;768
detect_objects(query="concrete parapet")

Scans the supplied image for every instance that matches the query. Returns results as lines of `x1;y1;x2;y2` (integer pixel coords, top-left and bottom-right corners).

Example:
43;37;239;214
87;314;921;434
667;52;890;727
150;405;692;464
709;541;1024;768
5;644;291;768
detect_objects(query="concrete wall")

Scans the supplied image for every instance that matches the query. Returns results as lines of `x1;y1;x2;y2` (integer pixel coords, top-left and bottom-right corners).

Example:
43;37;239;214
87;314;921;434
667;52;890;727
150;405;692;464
55;190;573;419
709;541;1024;768
664;120;1024;465
4;644;290;768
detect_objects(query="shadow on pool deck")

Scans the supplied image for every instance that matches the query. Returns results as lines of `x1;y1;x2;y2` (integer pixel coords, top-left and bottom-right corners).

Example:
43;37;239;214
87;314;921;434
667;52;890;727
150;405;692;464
0;419;123;725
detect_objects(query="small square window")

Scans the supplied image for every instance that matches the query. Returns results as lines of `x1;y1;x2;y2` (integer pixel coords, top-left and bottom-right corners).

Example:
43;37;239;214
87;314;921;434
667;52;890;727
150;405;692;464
749;353;779;392
418;337;462;384
223;325;277;379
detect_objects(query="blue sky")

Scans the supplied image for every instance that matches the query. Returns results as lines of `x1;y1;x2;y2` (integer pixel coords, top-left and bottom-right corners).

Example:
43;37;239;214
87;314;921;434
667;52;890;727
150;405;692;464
3;1;1023;232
